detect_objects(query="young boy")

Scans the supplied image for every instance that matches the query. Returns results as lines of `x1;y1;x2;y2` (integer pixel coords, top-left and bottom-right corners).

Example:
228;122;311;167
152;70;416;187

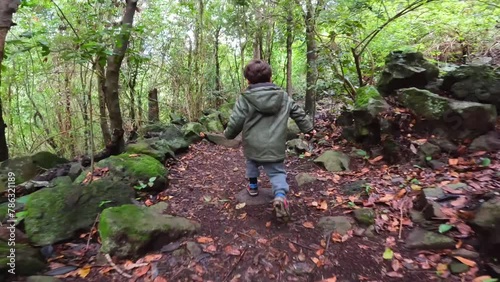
223;59;314;222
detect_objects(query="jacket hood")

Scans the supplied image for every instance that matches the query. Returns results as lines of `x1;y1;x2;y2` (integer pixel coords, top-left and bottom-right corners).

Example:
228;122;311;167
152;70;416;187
242;83;285;114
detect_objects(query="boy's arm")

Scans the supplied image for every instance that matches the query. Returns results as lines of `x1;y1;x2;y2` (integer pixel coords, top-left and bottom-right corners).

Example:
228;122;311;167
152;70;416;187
224;96;248;139
289;98;314;133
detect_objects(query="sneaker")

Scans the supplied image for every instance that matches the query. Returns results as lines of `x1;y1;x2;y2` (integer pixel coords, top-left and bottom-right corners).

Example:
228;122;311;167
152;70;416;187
247;183;259;196
273;194;290;222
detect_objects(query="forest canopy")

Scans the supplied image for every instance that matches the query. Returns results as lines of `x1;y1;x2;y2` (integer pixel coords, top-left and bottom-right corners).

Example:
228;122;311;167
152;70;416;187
1;0;499;159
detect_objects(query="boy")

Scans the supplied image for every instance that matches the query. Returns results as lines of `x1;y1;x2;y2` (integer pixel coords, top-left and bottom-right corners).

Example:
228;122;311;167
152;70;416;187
223;59;314;222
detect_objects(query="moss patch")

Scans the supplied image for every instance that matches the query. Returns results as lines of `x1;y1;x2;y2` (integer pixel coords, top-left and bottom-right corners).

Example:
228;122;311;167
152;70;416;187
0;240;46;275
355;86;382;108
99;204;200;258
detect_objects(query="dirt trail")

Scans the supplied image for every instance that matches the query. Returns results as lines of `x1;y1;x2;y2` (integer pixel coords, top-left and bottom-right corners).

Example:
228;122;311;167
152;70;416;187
155;141;436;282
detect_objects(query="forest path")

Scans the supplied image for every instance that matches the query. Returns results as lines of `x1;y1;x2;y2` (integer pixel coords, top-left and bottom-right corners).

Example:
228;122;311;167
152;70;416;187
155;140;436;282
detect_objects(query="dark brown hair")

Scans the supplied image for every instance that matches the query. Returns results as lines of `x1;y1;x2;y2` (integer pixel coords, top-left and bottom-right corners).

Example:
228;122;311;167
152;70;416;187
244;59;272;84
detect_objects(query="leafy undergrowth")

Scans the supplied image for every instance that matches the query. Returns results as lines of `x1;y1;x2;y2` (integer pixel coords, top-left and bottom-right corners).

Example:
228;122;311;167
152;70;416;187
31;116;500;282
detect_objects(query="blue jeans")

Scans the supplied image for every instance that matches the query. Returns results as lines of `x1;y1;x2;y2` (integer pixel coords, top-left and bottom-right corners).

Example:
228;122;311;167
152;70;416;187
246;159;289;196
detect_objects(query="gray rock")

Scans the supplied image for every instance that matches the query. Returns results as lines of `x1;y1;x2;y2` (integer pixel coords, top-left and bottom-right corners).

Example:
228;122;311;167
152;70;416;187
451;249;480;259
125;138;175;162
429;137;458;153
449;262;469;274
419;142;441;159
441;64;500;110
186;241;202;258
287;119;301;140
416;188;446;220
99;204;200;259
314;150;350;172
377;51;439;96
182;122;206;144
341;180;368;195
295;173;317;187
288;262;314;276
68;163;83;181
205;133;241;148
287;139;310;154
318;216;353;235
398;88;497;140
0;240;46;275
446;183;468;190
405;228;455;250
470;131;500;152
428;160;446;170
235;188;273;206
472;197;500;229
199;112;224;133
353;208;375;225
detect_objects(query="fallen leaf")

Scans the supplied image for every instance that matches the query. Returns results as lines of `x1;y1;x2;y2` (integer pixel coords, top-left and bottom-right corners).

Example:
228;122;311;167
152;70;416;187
378;194;394;203
386;271;403;278
318;200;328;210
144;254;162;262
392;259;401;272
303;222;314;229
235;202;246;210
439;224;453;233
319;277;337;282
395;189;406;199
297;252;306;261
316;248;324;256
383;247;394;260
368;155;384;164
77;265;91;278
144;199;154;206
266;221;271;228
450;197;467;208
473;276;497;282
449;158;459;166
288;242;298;253
238;212;247;219
133;265;150;277
197;236;214;244
123;261;148;270
456;223;472;236
257;238;268;245
128;154;140;157
454;256;477;267
224;245;241;256
204;244;217;253
153;277;168;282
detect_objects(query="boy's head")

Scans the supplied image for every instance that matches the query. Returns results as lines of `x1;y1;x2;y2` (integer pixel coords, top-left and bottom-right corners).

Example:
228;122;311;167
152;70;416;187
244;59;272;84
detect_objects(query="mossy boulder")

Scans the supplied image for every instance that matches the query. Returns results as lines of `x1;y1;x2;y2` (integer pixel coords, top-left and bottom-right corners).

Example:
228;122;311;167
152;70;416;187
406;228;455;250
199;112;224;132
99;204;200;258
399;88;497;140
182;122;206;144
0;152;68;194
0;240;46;275
377;51;439;96
353;208;375;225
169;113;188;125
24;179;134;246
441;65;500;110
219;102;235;126
314;151;350;172
125;139;175;163
75;154;167;192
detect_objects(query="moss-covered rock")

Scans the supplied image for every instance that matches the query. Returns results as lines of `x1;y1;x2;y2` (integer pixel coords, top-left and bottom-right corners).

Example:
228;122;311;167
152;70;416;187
353;208;375;225
200;112;224;132
218;102;235;126
0;240;46;275
287;119;301;140
0;152;68;194
441;65;500;110
75;154;167;192
169;113;188;125
99;204;200;258
405;228;455;250
399;88;497;140
314;151;350;172
377;51;439;96
182;122;206;144
125;139;175;163
25;179;135;246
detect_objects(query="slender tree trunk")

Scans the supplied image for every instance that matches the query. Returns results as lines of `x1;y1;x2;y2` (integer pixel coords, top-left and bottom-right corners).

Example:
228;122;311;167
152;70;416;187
96;57;111;146
215;26;221;92
286;11;293;96
305;6;318;117
102;0;138;156
128;59;139;141
0;0;20;161
148;88;159;123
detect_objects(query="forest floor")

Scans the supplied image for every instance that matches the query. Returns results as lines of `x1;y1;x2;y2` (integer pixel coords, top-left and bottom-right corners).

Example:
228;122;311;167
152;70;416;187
37;115;500;282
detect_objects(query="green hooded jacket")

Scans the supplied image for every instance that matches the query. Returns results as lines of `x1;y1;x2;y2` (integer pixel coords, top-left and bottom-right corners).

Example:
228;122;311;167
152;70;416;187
224;83;314;162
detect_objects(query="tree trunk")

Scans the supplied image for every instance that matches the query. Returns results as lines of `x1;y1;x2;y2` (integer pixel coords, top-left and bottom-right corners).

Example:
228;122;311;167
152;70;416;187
286;11;293;96
304;5;318;117
148;88;159;123
0;0;20;161
96;57;111;146
128;59;139;141
215;26;222;92
103;0;138;156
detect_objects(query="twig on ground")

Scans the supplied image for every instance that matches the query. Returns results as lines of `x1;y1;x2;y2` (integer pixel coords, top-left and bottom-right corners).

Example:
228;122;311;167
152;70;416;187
287;239;316;251
85;213;100;250
105;253;132;278
223;247;247;282
325;231;333;252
